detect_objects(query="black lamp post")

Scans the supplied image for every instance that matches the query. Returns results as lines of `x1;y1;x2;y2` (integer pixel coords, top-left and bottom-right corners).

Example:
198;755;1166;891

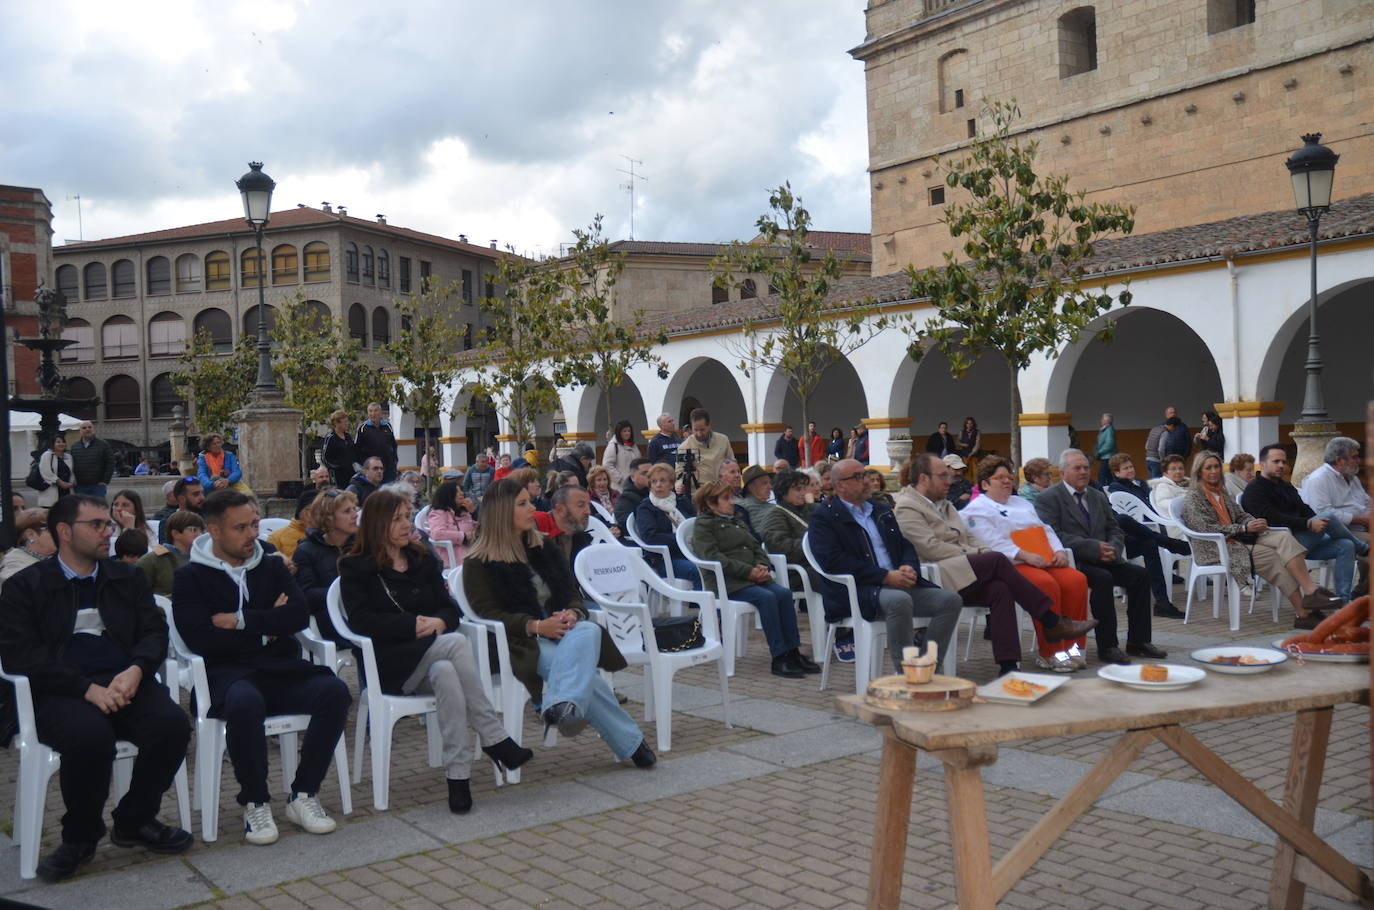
1284;133;1339;424
235;162;278;397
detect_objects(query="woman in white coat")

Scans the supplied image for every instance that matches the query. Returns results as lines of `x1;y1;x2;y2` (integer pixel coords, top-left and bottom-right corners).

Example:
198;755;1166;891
600;419;641;487
37;436;75;507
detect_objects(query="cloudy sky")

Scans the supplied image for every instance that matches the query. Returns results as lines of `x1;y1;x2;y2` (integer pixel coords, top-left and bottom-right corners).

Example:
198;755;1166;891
3;1;872;257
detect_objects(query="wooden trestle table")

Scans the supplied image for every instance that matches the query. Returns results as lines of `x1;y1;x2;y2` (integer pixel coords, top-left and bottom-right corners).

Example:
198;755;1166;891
837;661;1372;909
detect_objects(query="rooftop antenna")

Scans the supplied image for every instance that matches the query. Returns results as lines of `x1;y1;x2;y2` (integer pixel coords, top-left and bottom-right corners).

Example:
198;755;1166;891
66;194;83;241
617;156;646;239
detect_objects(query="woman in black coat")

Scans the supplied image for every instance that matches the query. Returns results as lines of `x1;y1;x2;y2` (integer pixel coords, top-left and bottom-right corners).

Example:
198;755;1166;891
338;491;530;813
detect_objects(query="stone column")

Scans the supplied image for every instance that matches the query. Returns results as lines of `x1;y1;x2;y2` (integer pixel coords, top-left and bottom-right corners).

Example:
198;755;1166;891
1213;400;1283;464
168;406;192;476
861;418;909;473
1290;420;1340;489
740;421;785;468
231;396;304;499
439;434;467;471
1018;412;1074;466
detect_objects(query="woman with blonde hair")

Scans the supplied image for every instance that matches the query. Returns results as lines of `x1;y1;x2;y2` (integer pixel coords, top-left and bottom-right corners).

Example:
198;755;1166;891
320;410;358;489
463;478;655;767
585;465;619;513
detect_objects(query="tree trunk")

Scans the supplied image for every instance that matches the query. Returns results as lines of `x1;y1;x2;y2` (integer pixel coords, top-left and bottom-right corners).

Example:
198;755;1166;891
1008;366;1023;470
800;395;811;468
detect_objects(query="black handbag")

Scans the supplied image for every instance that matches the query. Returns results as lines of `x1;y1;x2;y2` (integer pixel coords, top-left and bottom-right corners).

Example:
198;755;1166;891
651;615;704;652
25;457;48;492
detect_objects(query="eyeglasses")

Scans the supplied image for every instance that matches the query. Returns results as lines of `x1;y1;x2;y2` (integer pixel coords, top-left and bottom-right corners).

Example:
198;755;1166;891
833;473;864;484
72;519;119;534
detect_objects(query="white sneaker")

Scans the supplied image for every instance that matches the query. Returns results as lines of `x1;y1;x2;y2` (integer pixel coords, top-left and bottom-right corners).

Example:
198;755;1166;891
284;792;336;834
1033;654;1077;674
243;802;278;845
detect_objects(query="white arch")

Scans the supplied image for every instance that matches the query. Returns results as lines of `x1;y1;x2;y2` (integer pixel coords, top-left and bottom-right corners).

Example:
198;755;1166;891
658;352;752;421
1254;275;1373;403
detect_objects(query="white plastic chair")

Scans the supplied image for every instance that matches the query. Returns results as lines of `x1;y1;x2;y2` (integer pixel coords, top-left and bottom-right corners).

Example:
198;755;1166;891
1109;490;1189;599
625;513;678;585
158;598;352;841
414;506;457;568
921;562;997;667
1166;497;1249;631
325;580;446;809
574;544;731;752
801;533;946;695
590;499;615;526
147;519;160;541
587;514;638;555
257;517;291;540
0;655;191;879
676;517;758;677
763;552;829;669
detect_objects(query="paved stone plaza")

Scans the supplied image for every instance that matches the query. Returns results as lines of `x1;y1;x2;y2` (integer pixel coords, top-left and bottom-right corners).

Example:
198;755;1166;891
0;594;1367;909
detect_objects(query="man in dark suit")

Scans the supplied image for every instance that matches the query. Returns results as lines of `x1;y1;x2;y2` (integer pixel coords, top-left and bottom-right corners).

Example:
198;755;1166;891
1035;449;1163;665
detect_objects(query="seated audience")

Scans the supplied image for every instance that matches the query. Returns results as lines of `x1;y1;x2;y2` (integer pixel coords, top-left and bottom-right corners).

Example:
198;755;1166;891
758;470;817;586
693;480;818;678
865;468;894;509
427;480;477;569
634;462;700;588
196;434;250;493
1;509;54;585
613;458;652;534
173;490;351;845
113;529;148;563
1034;449;1162;665
1018;457;1053;503
138;510;205;596
293;489;359;643
268;489;319;559
151;479;180;524
1148;454;1190;536
1226;453;1256;502
0;495;192;881
736;464;776;527
943;454;974;509
493;453;514;481
1182;452;1342;629
1105;454;1191;617
536;484;595;568
339;490;531;813
158;477;206;544
897;454;1096;675
462;477;656;768
585;465;619;514
347;456;385;507
111;490;154;541
1300;437;1370;544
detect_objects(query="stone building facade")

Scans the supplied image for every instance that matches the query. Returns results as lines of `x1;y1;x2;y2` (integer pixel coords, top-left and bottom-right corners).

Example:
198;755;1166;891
0;185;54;396
854;0;1374;274
50;206;507;460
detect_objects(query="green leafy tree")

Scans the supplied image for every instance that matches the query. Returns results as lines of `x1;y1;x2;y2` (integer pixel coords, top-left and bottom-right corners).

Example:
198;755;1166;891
904;100;1135;467
269;293;339;430
335;332;394;419
549;215;668;436
382;279;467;459
713;183;886;466
171;329;257;438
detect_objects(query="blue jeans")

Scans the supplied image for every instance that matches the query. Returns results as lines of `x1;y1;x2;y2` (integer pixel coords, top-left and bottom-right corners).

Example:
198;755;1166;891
536;622;643;760
1295;512;1364;600
1145;459;1162;480
74;483;107;499
731;582;800;658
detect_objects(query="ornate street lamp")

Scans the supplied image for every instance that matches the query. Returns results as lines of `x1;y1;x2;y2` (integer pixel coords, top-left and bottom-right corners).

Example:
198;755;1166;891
1284;133;1339;423
235;161;279;396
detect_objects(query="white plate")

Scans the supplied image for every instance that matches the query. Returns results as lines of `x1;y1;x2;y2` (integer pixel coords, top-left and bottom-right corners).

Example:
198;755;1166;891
1189;645;1287;675
1271;637;1370;663
976;672;1070;706
1097;663;1206;690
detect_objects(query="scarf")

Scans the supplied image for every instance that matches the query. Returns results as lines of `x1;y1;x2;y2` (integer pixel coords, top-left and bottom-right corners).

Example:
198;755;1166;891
649;491;684;527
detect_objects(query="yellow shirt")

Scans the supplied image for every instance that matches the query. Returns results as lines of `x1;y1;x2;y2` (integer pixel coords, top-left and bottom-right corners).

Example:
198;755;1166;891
267;520;307;559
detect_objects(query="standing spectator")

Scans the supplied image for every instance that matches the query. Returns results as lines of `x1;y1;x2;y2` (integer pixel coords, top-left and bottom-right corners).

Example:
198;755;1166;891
1143;416;1167;480
826;427;846;460
1160;413;1191;462
461;453;500;505
955;417;981;461
602;420;641;487
1194;410;1224;456
427;480;477;569
926;422;956;457
138;510;205;596
1034;449;1160;665
943;454;973;509
196;434;249;494
0;495;192;880
354;402;398;483
799;422;825;468
419;444;439;485
550;444;594;489
347;457;385;507
1105;454;1190;617
1019;457;1053;503
320;411;359;490
69;421;115;498
1094;413;1117;487
1246;444;1365;603
677;409;733;485
613;458;651;533
173;490;350;844
646;413;681;467
852;424;871;465
774;426;800;470
1226;453;1255;501
0;509;54;585
267;489;319;559
1300;437;1370;544
37;435;75;507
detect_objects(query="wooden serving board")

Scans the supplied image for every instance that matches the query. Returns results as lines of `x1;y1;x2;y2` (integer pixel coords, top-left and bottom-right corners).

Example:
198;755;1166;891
865;673;977;712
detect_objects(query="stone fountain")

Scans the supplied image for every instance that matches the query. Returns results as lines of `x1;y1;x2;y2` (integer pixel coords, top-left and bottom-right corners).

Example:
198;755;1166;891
9;285;100;450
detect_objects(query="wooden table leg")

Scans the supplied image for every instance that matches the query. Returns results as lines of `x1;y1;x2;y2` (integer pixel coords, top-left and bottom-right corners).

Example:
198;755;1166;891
1268;706;1333;910
943;750;997;910
868;731;917;910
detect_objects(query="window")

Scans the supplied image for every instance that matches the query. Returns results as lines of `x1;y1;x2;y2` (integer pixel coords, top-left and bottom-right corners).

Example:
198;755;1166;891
768;284;779;296
419;260;431;291
205;251;231;290
741;279;757;299
929;186;946;205
954;89;965;109
1208;0;1255;33
967;119;977;138
84;262;108;300
59;318;94;362
193;307;233;353
1058;7;1098;78
104;375;140;420
240;248;264;288
271;244;298;285
377;250;390;287
463;322;473;350
150;373;185;418
372;307;390;346
938;49;970;113
146;256;171;295
461;269;473;303
345;242;359;282
484;278;495;300
348;303;368;345
101;315;139;359
712;284;729;305
56;264;78;302
303;242;330;281
243;304;276;339
62;377;97;419
111;259;136;297
148;311;186;356
361;245;374;284
398;257;412;292
175;253;202;292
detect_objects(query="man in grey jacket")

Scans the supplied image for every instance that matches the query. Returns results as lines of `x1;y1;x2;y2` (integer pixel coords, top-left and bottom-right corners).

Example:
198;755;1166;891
70;421;115;498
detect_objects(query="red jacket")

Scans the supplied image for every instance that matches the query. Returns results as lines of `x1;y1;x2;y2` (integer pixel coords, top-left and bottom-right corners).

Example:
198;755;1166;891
798;434;825;467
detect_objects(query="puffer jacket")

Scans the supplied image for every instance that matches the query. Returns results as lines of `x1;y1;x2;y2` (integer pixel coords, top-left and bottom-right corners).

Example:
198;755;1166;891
426;507;476;568
692;510;770;594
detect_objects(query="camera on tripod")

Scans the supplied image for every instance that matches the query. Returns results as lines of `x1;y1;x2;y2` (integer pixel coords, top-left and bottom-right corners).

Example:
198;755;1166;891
675;449;698;494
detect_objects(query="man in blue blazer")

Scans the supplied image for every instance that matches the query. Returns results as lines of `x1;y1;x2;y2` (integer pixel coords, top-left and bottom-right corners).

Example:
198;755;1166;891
807;459;963;673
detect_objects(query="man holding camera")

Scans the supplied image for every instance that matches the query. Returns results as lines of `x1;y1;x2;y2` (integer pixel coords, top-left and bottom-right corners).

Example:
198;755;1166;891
676;408;733;487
